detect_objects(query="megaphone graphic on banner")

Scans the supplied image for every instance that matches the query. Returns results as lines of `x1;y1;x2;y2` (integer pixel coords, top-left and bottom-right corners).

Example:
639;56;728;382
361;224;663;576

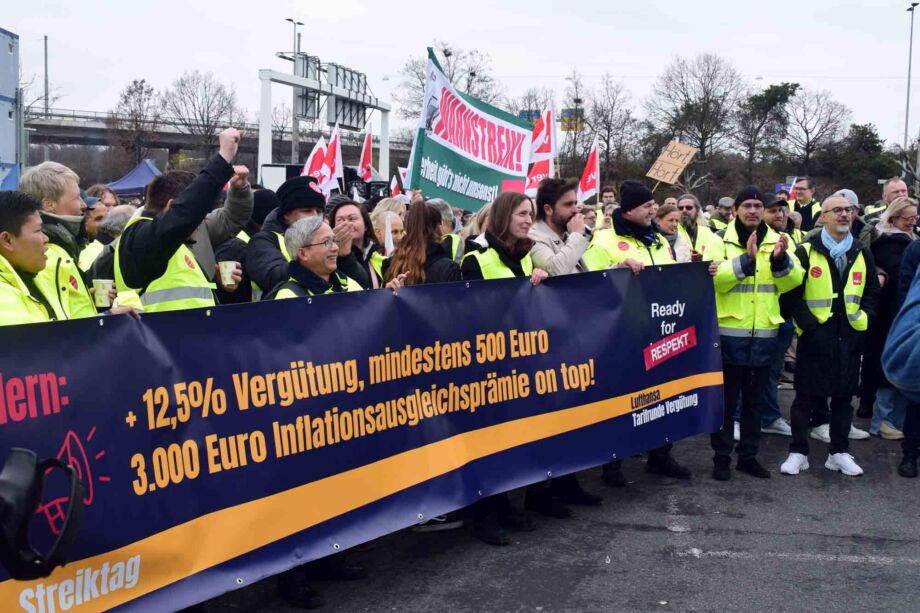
36;431;95;535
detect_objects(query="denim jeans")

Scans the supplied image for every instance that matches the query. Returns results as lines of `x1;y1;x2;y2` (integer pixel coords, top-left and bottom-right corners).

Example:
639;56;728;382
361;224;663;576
871;387;908;434
733;322;792;427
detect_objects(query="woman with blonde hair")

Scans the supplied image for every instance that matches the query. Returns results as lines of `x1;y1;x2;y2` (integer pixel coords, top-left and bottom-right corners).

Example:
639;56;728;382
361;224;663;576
864;196;918;438
373;197;407;220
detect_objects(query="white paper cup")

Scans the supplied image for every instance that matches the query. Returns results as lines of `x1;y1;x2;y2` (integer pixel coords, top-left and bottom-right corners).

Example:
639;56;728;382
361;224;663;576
93;279;114;308
219;261;239;287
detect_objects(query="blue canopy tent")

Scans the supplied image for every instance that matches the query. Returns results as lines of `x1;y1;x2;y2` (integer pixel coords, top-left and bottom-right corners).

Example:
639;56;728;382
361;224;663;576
107;159;161;198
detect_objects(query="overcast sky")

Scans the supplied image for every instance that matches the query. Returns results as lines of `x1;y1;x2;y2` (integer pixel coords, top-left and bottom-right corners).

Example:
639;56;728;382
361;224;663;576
7;0;920;149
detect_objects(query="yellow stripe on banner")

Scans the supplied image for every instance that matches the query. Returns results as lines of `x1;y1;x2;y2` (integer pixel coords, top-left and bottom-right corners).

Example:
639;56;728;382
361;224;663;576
1;372;722;610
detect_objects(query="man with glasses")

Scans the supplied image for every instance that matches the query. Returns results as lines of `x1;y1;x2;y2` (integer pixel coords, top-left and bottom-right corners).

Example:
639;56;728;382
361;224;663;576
676;193;718;260
790;177;822;232
779;196;880;476
268;216;403;299
709;187;804;481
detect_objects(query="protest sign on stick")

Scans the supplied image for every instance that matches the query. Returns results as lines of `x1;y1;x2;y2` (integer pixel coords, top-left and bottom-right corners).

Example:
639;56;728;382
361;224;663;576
645;141;699;191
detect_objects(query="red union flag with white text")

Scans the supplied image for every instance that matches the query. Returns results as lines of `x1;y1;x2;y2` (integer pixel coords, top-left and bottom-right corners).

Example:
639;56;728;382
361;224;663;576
358;131;373;182
577;136;599;202
302;137;329;184
525;109;556;196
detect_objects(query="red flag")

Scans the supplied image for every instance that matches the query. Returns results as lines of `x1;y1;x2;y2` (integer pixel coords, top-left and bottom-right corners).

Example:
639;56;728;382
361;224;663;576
358;131;373;181
576;136;599;203
302;137;329;184
390;175;401;196
525;110;556;197
322;124;344;194
525;159;553;197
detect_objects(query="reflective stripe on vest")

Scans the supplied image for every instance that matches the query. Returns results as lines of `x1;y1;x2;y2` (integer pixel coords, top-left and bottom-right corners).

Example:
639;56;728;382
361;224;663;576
276;232;291;262
274;273;363;299
799;243;868;333
115;216;216;313
463;248;533;280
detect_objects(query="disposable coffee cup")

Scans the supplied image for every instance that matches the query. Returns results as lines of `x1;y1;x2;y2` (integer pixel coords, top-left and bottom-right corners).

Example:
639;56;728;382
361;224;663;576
219;261;239;287
93;279;114;308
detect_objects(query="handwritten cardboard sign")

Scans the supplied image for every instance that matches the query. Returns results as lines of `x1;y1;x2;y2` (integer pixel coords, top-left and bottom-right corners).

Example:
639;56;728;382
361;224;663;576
646;141;699;185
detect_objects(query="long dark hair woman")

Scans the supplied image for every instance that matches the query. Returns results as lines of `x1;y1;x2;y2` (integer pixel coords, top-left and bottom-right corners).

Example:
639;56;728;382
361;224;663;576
460;191;548;284
382;201;462;285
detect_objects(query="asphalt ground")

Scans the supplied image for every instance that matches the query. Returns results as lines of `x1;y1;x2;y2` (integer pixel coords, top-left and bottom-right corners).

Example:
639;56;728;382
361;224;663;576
209;387;918;613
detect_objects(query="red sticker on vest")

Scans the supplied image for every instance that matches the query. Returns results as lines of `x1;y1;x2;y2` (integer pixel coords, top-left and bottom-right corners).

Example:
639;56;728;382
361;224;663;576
69;275;78;290
617;241;630;251
184;255;196;270
810;266;822;278
852;271;862;286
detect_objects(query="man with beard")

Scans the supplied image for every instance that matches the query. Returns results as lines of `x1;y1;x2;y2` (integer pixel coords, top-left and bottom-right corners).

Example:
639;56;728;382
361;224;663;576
676;193;718;261
528;178;589;276
524;177;603;516
779;196;880;476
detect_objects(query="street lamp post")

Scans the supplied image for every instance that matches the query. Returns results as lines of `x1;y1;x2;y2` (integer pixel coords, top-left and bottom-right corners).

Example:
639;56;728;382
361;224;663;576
905;3;918;151
286;17;304;163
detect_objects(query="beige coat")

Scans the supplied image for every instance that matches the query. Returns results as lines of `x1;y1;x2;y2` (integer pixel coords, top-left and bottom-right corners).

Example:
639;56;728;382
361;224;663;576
528;220;589;276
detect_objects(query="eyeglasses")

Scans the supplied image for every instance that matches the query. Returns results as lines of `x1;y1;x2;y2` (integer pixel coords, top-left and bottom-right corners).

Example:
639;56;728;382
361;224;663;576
677;205;696;211
306;238;337;249
824;206;855;216
898;215;919;224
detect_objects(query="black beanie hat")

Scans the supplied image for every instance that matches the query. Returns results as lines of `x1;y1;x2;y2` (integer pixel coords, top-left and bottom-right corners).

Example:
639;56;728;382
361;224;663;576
734;186;764;208
276;176;326;216
619;180;655;212
252;188;281;225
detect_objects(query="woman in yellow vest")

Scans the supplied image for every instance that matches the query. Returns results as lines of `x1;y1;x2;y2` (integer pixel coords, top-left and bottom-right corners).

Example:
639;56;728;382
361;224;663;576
461;192;548;284
460;191;548;546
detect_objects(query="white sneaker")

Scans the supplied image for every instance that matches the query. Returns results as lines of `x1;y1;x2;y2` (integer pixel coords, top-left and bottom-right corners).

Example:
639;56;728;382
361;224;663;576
809;424;830;443
733;421;740;442
762;418;792;436
780;453;810;475
848;425;870;440
825;453;864;476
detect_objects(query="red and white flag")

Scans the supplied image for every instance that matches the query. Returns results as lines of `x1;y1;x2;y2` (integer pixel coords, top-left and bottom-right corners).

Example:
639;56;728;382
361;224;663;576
576;136;599;203
322;124;344;194
302;137;329;184
390;175;401;196
398;167;408;186
358;130;373;181
525;109;556;197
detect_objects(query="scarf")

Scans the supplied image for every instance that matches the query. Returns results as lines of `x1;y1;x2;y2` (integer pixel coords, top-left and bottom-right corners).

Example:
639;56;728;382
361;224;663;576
821;228;852;274
613;209;661;248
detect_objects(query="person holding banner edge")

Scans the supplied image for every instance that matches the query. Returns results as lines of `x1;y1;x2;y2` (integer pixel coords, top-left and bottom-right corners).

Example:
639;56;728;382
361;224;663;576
582;180;694;485
709;186;804;481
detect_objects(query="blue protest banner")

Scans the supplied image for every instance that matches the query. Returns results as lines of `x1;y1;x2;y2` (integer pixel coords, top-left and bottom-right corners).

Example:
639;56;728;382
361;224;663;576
0;264;723;611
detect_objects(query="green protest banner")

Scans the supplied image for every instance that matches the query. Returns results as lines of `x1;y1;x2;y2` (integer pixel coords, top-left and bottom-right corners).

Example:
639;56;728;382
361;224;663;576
405;49;532;209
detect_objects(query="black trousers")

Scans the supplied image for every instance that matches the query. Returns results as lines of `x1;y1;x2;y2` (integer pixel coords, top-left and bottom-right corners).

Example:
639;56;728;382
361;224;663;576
790;393;853;455
711;365;769;462
904;403;920;459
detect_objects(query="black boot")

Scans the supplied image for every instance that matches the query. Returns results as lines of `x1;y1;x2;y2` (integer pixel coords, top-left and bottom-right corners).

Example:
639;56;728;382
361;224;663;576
278;569;325;610
602;461;627;487
647;455;692;479
737;457;771;478
898;456;918;478
552;474;603;506
524;487;572;518
712;457;731;481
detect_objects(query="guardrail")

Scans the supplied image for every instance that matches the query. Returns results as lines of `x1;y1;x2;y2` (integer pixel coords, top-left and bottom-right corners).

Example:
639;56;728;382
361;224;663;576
25;108;414;148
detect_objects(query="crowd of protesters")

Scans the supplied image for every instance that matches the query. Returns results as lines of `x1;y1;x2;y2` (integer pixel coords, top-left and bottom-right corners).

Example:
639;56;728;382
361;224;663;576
2;127;920;609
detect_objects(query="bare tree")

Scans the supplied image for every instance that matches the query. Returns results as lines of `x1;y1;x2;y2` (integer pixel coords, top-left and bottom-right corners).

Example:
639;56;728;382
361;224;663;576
587;74;637;183
106;79;162;165
561;69;590;177
731;83;799;183
271;103;292;140
505;86;556;117
393;42;504;120
19;69;63;117
645;54;744;162
161;71;241;154
784;88;851;174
